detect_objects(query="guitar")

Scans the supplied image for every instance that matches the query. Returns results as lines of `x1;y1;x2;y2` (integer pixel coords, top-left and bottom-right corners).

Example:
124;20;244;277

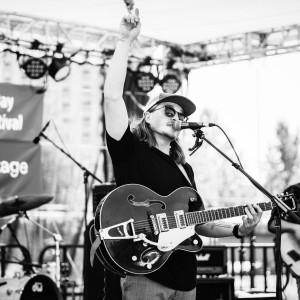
91;184;295;276
281;232;300;277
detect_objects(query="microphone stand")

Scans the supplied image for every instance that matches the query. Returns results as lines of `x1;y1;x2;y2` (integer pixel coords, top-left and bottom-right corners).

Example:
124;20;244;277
190;129;300;300
39;132;103;228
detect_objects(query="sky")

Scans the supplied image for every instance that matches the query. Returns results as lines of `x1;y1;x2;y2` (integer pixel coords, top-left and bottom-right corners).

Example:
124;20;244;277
187;52;300;181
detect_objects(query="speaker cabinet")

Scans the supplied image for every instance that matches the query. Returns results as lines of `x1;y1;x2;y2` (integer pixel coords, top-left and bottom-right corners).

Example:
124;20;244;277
235;291;276;300
92;183;116;213
196;245;227;275
196;277;234;300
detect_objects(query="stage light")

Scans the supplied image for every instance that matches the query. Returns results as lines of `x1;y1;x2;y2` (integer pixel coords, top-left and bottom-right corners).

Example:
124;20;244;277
160;74;182;94
135;71;157;93
22;58;48;79
48;57;71;82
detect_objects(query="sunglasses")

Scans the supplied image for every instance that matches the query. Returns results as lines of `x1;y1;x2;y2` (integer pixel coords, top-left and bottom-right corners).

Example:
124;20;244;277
151;105;187;121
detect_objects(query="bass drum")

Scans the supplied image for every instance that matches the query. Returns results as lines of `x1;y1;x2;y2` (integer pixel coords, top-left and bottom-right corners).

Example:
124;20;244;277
0;274;62;300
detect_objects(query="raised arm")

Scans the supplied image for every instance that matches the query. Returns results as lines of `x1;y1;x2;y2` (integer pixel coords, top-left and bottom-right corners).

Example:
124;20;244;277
104;9;141;140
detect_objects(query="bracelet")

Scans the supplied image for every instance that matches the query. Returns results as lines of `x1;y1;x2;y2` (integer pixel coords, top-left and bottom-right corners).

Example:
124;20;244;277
233;224;245;239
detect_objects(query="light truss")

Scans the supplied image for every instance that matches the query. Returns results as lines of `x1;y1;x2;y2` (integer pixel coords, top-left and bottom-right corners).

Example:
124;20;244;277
182;24;300;68
0;10;175;66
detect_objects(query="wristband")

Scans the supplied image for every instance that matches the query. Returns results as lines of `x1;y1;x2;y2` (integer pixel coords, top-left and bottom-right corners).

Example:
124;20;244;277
233;224;245;239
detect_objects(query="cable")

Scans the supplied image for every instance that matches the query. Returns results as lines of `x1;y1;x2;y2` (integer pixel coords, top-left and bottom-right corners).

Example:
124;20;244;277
214;123;244;170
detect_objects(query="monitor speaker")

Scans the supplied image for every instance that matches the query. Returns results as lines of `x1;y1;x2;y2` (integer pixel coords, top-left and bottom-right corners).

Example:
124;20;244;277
92;183;116;213
196;277;234;300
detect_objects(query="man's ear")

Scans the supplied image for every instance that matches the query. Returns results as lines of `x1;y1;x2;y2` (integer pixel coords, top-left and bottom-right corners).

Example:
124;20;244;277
144;111;151;124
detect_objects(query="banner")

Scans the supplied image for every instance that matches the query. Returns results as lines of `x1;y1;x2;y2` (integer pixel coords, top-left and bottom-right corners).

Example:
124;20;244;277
0;83;43;141
0;140;41;197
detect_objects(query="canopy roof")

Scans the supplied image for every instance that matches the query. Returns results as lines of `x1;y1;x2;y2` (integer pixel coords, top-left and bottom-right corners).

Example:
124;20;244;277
2;0;300;45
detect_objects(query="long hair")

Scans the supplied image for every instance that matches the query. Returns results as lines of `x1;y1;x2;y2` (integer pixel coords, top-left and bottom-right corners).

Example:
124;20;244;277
130;116;186;164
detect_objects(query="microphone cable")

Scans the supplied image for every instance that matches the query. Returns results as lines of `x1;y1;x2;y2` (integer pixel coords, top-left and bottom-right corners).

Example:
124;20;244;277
209;123;244;170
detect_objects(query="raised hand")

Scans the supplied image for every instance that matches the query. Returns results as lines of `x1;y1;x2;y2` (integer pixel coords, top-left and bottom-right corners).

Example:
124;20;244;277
119;8;141;43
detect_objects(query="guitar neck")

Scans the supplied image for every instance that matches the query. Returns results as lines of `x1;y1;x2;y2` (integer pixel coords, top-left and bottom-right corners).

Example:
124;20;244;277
185;201;274;225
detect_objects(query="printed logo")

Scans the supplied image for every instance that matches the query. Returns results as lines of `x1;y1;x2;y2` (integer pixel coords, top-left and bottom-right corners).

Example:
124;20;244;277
32;282;43;292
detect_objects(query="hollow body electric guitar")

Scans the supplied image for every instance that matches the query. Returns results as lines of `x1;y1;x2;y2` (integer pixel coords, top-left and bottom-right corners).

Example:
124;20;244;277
281;230;300;276
92;184;295;276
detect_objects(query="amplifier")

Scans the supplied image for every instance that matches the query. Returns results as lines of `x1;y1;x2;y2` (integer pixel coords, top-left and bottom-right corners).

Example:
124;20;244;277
196;245;227;275
235;291;276;300
196;277;234;300
92;183;116;214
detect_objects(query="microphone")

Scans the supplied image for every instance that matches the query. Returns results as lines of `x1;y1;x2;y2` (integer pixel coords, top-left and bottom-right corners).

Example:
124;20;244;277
173;120;215;131
32;120;51;144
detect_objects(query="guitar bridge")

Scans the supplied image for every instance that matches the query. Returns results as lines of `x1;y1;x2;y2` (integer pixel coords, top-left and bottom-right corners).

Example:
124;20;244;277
99;219;137;240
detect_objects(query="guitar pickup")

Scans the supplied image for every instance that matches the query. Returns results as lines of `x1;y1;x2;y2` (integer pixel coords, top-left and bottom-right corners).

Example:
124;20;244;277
150;215;159;235
156;213;169;232
174;210;186;228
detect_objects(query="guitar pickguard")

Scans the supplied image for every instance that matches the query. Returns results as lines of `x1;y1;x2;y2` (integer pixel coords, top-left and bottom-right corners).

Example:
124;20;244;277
157;226;197;251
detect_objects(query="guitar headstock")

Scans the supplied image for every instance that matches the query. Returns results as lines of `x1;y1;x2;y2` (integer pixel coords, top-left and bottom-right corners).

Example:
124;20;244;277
277;193;297;211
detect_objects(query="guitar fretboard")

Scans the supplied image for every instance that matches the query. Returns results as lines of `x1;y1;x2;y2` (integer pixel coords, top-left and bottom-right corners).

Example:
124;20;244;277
185;201;275;226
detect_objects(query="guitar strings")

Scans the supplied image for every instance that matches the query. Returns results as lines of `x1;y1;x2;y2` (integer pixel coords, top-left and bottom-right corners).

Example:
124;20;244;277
130;200;283;234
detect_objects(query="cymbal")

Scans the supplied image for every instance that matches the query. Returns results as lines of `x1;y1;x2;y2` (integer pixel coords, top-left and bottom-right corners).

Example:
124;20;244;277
0;194;54;217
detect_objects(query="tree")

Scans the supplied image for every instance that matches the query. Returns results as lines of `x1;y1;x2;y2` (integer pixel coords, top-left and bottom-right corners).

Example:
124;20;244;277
265;121;299;194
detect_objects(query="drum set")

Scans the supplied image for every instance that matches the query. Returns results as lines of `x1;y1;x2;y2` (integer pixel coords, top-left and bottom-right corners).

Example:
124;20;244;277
0;194;66;300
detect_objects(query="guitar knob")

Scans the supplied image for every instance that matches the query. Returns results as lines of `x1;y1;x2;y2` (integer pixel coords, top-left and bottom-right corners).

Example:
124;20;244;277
146;264;152;270
193;239;198;245
132;256;137;261
190;197;196;202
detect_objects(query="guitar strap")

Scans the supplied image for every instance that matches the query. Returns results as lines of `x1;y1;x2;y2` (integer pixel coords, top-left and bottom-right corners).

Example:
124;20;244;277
89;225;101;267
176;162;193;187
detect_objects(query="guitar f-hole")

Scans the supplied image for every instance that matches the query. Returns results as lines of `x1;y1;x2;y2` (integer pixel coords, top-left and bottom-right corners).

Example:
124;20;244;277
127;194;166;209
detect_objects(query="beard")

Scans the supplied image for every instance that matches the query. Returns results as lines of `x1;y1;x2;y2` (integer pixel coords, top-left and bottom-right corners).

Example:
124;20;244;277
152;126;178;141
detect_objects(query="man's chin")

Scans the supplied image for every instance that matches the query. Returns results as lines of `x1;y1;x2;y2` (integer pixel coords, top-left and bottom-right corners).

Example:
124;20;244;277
165;130;178;141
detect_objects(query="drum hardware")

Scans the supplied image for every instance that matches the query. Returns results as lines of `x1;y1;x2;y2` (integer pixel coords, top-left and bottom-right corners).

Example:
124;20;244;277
0;194;54;275
0;193;64;298
0;213;34;275
1;260;43;268
0;274;62;300
23;213;63;288
60;262;70;278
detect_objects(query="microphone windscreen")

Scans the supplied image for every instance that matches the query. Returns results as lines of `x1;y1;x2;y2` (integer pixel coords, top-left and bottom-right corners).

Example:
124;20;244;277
173;120;182;131
32;136;40;144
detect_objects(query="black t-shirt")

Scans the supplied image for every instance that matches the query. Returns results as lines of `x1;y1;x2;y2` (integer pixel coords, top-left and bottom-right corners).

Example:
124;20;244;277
106;126;204;291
